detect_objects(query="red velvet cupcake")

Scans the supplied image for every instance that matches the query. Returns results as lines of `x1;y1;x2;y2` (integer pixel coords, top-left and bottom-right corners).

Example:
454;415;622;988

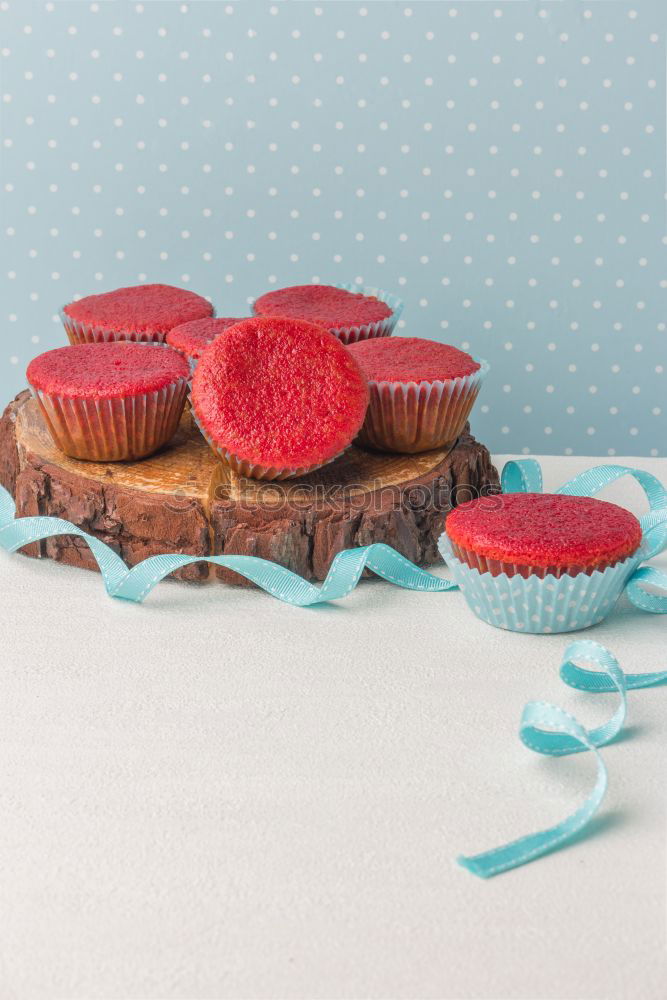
446;493;643;579
62;284;213;345
252;282;402;344
166;317;243;368
27;343;189;461
348;337;488;454
191;317;369;480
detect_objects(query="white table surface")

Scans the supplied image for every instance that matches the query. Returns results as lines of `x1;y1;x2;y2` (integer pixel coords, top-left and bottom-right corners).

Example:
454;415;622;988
1;453;666;1000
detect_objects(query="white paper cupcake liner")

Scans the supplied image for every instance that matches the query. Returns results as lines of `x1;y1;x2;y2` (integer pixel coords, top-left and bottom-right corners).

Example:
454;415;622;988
29;379;189;462
190;403;347;481
357;359;489;453
331;282;404;344
251;284;404;346
60;307;216;346
437;534;639;634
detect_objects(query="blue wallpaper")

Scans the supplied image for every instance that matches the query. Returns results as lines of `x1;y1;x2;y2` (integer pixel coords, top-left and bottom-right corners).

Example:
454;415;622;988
1;0;665;456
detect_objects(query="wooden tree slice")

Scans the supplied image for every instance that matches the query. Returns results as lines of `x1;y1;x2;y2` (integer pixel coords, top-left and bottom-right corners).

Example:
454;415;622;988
0;390;499;585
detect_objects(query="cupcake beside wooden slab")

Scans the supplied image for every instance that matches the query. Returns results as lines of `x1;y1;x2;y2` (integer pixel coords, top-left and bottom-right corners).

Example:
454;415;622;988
440;493;643;633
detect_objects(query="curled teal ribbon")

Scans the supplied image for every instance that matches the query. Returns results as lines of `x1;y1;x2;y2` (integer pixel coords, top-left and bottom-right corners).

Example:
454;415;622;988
458;640;667;878
2;465;666;876
0;457;666;607
0;484;455;604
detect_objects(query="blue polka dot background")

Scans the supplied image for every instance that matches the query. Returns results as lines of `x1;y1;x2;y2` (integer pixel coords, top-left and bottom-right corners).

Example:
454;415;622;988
0;0;664;457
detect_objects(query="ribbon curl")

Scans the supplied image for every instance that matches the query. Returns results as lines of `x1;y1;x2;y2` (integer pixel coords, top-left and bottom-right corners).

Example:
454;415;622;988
458;640;667;878
0;458;665;608
2;464;667;875
0;485;455;605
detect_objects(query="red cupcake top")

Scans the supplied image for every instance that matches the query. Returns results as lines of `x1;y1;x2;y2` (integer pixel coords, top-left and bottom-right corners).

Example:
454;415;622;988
191;317;369;470
166;317;243;360
348;337;480;383
446;493;642;569
27;343;189;399
253;284;392;330
63;284;213;337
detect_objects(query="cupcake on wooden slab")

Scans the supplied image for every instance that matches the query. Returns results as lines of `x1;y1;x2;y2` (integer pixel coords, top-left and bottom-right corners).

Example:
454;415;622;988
27;342;189;461
440;493;643;633
348;337;489;454
62;283;213;345
166;317;243;369
191;316;369;480
252;282;402;344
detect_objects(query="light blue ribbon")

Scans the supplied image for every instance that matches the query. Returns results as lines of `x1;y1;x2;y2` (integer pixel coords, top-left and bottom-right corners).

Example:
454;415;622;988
458;640;667;878
0;484;456;604
0;458;666;608
2;460;667;877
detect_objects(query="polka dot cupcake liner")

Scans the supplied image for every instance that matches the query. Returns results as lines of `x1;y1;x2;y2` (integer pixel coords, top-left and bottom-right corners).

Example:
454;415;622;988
190;404;348;481
356;359;489;454
328;282;404;345
29;379;189;462
437;533;639;634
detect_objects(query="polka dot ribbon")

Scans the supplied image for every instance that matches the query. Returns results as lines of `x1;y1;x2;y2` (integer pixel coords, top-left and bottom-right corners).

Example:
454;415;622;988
0;459;665;608
1;462;666;877
458;639;667;879
0;483;455;604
